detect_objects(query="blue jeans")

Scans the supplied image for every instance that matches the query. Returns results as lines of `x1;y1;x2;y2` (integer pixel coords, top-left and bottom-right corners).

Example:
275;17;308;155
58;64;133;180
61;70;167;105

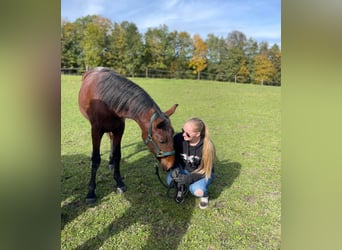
166;164;215;197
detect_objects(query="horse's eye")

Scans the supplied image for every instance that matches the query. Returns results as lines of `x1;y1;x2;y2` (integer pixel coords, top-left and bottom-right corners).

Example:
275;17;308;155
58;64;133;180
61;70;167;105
156;120;166;130
158;138;167;144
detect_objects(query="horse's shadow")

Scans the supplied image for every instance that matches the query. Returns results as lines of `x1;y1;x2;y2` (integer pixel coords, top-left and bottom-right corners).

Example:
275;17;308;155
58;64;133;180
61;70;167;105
61;143;241;249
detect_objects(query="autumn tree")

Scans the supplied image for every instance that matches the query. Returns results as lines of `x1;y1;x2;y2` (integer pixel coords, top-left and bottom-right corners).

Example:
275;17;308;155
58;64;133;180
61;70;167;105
254;42;280;85
254;54;275;85
236;58;250;83
189;34;208;80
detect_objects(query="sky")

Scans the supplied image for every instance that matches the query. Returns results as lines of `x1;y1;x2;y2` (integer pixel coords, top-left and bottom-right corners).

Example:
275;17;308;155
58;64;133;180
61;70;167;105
61;0;281;47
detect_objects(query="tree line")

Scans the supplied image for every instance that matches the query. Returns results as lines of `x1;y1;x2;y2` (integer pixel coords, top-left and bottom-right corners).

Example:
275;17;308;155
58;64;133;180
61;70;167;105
61;15;281;85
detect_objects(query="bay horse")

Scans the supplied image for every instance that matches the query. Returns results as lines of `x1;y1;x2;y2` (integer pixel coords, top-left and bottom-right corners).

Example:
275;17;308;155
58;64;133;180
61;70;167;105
78;67;178;203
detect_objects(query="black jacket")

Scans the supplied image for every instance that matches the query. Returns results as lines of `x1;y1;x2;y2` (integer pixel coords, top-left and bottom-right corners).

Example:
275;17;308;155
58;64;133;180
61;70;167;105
173;133;215;185
174;133;204;172
172;133;207;184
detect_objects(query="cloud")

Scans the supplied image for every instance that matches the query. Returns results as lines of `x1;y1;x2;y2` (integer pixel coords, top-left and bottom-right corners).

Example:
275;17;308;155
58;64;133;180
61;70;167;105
164;0;182;9
61;0;106;21
137;1;220;33
61;0;280;45
82;2;105;16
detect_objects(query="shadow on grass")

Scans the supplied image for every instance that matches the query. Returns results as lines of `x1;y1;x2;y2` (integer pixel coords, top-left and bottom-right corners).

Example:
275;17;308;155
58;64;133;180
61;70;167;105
61;144;241;249
210;158;242;200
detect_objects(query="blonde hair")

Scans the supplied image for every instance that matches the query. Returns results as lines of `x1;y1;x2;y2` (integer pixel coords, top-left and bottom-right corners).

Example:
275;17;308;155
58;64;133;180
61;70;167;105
187;117;215;179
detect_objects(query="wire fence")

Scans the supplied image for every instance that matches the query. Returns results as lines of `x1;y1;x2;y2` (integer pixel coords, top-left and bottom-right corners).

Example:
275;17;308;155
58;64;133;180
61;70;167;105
61;67;280;86
61;67;247;83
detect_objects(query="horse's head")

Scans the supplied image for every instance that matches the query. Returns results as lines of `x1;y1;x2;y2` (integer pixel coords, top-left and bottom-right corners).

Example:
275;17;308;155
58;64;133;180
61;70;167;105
143;104;178;171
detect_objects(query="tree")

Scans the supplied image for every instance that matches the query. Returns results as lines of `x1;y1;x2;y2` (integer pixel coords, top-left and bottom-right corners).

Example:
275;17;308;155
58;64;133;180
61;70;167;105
226;30;247;49
124;22;144;76
268;44;281;85
254;42;281;85
236;58;250;83
189;34;208;80
143;25;170;76
244;38;259;83
223;31;247;82
167;31;193;78
110;21;143;76
225;46;245;82
213;37;229;81
254;54;275;85
71;15;98;70
79;15;113;70
61;20;79;68
258;41;269;55
60;15;281;84
206;34;225;80
110;22;126;72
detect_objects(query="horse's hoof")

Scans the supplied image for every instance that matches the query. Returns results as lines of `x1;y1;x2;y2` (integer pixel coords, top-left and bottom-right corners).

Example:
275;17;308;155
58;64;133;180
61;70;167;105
86;197;96;204
117;186;127;193
86;193;96;204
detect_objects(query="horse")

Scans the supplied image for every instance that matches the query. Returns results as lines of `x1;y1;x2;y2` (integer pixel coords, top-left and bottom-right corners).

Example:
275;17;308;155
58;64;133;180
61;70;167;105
78;67;178;203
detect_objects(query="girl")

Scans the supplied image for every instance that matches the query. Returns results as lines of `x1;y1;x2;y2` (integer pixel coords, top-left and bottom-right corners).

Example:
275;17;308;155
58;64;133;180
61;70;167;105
167;117;215;209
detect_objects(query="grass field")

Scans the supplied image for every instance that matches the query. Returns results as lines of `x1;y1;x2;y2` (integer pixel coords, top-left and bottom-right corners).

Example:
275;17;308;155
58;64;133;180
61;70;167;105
61;74;281;249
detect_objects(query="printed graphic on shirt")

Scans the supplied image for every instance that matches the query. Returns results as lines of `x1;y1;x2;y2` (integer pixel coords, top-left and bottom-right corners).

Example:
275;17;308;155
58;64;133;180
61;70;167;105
180;153;201;165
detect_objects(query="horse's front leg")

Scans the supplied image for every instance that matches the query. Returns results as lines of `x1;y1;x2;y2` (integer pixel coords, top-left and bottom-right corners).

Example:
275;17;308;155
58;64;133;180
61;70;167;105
86;127;104;203
109;124;127;193
112;142;127;193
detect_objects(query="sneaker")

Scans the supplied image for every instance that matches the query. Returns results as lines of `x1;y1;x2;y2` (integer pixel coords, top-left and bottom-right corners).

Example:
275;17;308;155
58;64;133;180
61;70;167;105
199;196;209;209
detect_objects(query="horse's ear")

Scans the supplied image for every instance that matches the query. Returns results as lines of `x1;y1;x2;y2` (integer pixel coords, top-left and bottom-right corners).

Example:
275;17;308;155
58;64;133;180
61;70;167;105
164;104;178;117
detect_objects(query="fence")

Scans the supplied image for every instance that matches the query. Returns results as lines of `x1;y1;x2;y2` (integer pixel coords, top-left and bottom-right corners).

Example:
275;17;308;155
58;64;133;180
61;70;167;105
61;67;242;82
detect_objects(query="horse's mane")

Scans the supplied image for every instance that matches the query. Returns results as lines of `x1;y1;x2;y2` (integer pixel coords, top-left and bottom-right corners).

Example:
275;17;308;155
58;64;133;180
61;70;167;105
94;67;163;119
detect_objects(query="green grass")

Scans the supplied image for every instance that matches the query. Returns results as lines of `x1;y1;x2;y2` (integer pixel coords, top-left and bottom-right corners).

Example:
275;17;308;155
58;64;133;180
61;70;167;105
61;75;281;249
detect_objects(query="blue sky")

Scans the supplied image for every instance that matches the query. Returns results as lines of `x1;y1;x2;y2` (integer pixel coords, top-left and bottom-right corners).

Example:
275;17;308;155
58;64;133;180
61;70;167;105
61;0;281;47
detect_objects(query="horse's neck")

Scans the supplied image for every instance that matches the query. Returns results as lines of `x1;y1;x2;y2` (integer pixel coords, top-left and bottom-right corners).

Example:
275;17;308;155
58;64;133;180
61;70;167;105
135;117;148;134
134;111;154;136
135;108;161;138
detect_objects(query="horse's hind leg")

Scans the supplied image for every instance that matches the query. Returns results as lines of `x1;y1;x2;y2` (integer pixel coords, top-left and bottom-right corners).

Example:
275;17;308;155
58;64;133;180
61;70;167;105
109;121;127;193
86;126;104;203
108;132;117;171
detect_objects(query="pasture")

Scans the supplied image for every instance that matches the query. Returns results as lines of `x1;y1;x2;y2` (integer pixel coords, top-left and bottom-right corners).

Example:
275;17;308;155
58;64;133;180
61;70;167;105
61;75;281;249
